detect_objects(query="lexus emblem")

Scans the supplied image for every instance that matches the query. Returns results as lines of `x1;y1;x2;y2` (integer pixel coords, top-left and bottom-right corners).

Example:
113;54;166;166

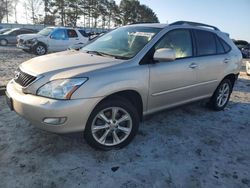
14;71;20;80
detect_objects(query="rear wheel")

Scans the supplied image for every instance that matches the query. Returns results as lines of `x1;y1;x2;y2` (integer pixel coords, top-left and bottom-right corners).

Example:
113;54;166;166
0;39;8;46
84;97;139;150
209;79;232;111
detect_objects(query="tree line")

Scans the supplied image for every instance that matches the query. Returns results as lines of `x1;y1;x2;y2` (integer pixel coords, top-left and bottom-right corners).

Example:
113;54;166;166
0;0;159;28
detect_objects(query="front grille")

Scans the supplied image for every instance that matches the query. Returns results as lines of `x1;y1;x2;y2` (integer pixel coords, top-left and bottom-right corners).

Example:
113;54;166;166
14;69;37;87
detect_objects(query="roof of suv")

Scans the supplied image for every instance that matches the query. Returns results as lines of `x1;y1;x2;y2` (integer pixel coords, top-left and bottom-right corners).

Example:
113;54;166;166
128;23;168;28
128;21;221;32
46;26;84;30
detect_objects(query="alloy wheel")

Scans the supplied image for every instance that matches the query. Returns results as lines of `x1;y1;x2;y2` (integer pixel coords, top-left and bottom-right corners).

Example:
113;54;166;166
216;82;230;107
91;107;132;146
36;45;46;55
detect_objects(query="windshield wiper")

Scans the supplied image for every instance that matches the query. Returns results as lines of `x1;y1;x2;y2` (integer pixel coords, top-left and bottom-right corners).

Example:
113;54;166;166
112;55;130;60
85;50;129;60
85;50;113;58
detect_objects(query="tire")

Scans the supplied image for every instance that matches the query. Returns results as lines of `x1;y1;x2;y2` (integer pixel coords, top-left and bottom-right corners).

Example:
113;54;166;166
209;79;233;111
33;43;47;55
0;39;8;46
84;97;140;150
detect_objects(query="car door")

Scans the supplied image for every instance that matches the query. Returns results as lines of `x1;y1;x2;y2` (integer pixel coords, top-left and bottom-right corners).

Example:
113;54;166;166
148;29;199;113
7;30;18;44
193;29;230;97
48;29;69;52
66;29;81;46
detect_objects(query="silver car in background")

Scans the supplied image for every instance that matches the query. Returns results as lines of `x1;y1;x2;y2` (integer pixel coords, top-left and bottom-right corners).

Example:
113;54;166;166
6;21;242;150
0;28;36;46
17;27;89;55
246;60;250;75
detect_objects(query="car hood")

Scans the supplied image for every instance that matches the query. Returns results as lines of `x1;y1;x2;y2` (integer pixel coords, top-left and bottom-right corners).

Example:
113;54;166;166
20;50;124;77
18;33;44;40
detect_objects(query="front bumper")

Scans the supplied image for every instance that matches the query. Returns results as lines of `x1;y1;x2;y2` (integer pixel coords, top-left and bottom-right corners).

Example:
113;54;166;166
17;43;31;50
6;80;102;133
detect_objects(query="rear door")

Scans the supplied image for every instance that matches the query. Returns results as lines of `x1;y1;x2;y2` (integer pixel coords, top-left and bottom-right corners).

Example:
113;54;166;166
148;29;199;113
66;29;81;46
193;29;231;96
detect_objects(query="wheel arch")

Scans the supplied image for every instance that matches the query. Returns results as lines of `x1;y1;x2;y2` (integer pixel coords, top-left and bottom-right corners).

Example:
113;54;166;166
36;41;47;49
222;73;238;88
95;90;144;121
33;41;48;55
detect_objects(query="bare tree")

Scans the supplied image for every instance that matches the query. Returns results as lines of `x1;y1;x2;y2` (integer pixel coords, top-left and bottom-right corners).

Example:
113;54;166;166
13;0;19;23
0;0;13;23
23;0;42;24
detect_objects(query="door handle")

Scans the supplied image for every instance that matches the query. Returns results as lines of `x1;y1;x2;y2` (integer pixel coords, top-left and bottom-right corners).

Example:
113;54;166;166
76;38;79;40
189;63;198;69
224;58;230;63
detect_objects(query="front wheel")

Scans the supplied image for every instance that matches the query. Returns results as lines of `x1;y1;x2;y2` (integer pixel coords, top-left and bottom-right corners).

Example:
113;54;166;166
33;43;47;55
84;97;139;150
209;79;232;111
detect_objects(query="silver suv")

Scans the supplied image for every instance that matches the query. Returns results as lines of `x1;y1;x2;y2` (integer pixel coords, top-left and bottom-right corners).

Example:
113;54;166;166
6;21;242;150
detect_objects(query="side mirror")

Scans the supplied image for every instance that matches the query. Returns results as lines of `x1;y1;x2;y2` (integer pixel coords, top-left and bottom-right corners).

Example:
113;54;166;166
153;48;176;62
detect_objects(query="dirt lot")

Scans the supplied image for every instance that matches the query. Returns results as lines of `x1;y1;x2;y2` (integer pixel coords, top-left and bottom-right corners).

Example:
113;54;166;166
0;46;250;188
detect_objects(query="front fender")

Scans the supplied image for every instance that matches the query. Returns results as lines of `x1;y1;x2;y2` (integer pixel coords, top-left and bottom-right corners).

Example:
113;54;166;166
72;65;149;111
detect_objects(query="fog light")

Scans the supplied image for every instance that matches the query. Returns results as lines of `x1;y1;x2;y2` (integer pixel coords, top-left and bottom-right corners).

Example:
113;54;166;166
43;117;67;125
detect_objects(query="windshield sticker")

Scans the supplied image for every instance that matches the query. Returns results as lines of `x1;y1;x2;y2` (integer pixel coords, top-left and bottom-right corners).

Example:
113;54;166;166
129;32;155;38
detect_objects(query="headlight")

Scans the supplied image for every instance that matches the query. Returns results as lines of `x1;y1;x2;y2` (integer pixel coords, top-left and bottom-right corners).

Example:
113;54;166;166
37;78;88;99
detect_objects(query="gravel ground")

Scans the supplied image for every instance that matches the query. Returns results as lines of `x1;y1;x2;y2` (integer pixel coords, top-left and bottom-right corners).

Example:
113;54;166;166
0;46;250;188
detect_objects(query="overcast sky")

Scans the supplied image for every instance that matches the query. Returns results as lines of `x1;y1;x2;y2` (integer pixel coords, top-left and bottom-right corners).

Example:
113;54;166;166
8;0;250;41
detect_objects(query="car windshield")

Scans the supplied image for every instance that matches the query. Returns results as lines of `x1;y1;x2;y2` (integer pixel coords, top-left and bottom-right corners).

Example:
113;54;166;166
81;26;161;59
38;27;54;36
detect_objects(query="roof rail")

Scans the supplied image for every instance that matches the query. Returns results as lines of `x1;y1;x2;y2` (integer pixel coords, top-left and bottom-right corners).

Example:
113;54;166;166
169;21;220;31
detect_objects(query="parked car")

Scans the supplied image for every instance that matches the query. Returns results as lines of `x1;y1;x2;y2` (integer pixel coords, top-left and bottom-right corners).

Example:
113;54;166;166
234;40;249;50
234;40;250;58
17;27;89;55
67;31;109;50
241;44;250;58
0;28;36;46
0;28;11;34
246;61;250;75
6;21;242;150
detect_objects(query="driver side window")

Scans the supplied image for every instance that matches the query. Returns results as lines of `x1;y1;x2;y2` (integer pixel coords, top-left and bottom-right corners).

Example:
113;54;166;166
155;29;193;58
51;29;66;40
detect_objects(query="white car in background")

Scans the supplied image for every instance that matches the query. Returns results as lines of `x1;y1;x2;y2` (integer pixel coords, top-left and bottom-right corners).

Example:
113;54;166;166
246;60;250;75
17;27;89;55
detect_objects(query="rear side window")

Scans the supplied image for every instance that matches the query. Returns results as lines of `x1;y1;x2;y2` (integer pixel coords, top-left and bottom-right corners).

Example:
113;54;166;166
19;30;32;34
194;30;216;56
215;36;225;54
155;29;193;58
79;30;89;37
219;38;231;53
67;29;78;38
